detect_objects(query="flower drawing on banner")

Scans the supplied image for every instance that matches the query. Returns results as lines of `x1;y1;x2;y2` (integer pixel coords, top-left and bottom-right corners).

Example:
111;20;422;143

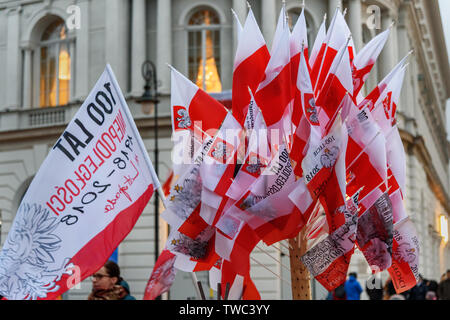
169;172;203;221
320;146;339;168
0;203;73;300
171;227;214;260
176;108;192;129
219;215;241;239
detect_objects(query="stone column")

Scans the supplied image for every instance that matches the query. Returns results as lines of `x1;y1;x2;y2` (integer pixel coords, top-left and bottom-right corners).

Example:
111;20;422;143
347;0;362;51
22;47;33;108
328;0;342;26
261;0;277;51
232;0;247;54
105;0;128;90
75;0;90;100
131;0;147;96
6;7;22;109
157;0;172;94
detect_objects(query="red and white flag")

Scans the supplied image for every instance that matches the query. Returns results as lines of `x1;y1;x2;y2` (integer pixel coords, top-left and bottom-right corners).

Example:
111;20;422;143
309;14;327;70
290;8;309;64
371;66;406;133
0;65;160;300
297;46;319;127
357;54;408;108
170;66;228;135
312;9;354;93
170;66;227;176
162;137;210;239
200;112;243;196
351;28;390;99
232;8;270;126
345;104;388;200
315;39;354;134
301;115;345;201
290;9;310;127
271;3;288;55
255;20;292;134
218;257;261;300
226;101;271;201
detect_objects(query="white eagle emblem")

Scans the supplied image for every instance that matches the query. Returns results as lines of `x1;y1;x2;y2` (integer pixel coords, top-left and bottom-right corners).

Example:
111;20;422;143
320;146;339;168
176;109;192;129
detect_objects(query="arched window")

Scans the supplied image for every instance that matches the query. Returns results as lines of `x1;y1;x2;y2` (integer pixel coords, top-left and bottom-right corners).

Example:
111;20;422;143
39;19;71;107
287;8;315;48
187;7;222;93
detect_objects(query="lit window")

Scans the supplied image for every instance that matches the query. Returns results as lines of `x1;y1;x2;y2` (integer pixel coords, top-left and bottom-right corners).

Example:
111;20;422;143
440;215;448;244
187;8;222;93
40;20;71;107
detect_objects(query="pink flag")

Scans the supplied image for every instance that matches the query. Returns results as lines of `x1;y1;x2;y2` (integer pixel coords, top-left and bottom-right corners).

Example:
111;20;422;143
232;8;270;126
388;217;420;293
143;250;177;300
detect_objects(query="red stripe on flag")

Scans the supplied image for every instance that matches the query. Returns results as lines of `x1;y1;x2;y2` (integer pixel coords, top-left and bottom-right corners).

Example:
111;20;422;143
388;239;418;293
39;184;155;300
190;90;228;133
311;43;327;87
232;46;271;125
316;73;347;126
255;63;293;127
315;251;354;291
314;47;338;93
178;204;209;239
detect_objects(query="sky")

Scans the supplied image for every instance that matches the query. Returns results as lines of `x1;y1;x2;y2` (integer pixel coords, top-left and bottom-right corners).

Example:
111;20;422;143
438;0;450;140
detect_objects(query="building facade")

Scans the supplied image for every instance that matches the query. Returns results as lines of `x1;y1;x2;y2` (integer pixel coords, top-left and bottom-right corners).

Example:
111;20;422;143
0;0;449;300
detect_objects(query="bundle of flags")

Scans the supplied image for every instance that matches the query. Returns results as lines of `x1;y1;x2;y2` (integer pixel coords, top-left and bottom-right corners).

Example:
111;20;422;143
144;4;419;300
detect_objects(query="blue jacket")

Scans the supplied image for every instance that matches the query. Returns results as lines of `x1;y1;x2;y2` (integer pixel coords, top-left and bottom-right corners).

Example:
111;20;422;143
344;276;363;300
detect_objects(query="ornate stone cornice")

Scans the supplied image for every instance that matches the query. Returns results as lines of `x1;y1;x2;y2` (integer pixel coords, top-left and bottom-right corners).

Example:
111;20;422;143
403;0;449;169
400;128;450;215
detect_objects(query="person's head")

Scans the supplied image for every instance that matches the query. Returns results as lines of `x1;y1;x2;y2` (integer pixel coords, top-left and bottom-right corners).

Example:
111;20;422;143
91;260;122;291
349;272;357;279
446;269;450;279
425;291;437;300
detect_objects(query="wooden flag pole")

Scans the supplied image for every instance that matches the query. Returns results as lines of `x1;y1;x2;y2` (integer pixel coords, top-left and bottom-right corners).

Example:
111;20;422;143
288;229;311;300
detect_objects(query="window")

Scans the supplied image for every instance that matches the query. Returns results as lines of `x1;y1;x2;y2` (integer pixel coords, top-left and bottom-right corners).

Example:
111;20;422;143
287;8;315;49
39;20;71;107
187;8;222;93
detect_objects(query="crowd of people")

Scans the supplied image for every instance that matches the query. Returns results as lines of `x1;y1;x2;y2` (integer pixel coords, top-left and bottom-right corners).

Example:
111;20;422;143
327;269;450;300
